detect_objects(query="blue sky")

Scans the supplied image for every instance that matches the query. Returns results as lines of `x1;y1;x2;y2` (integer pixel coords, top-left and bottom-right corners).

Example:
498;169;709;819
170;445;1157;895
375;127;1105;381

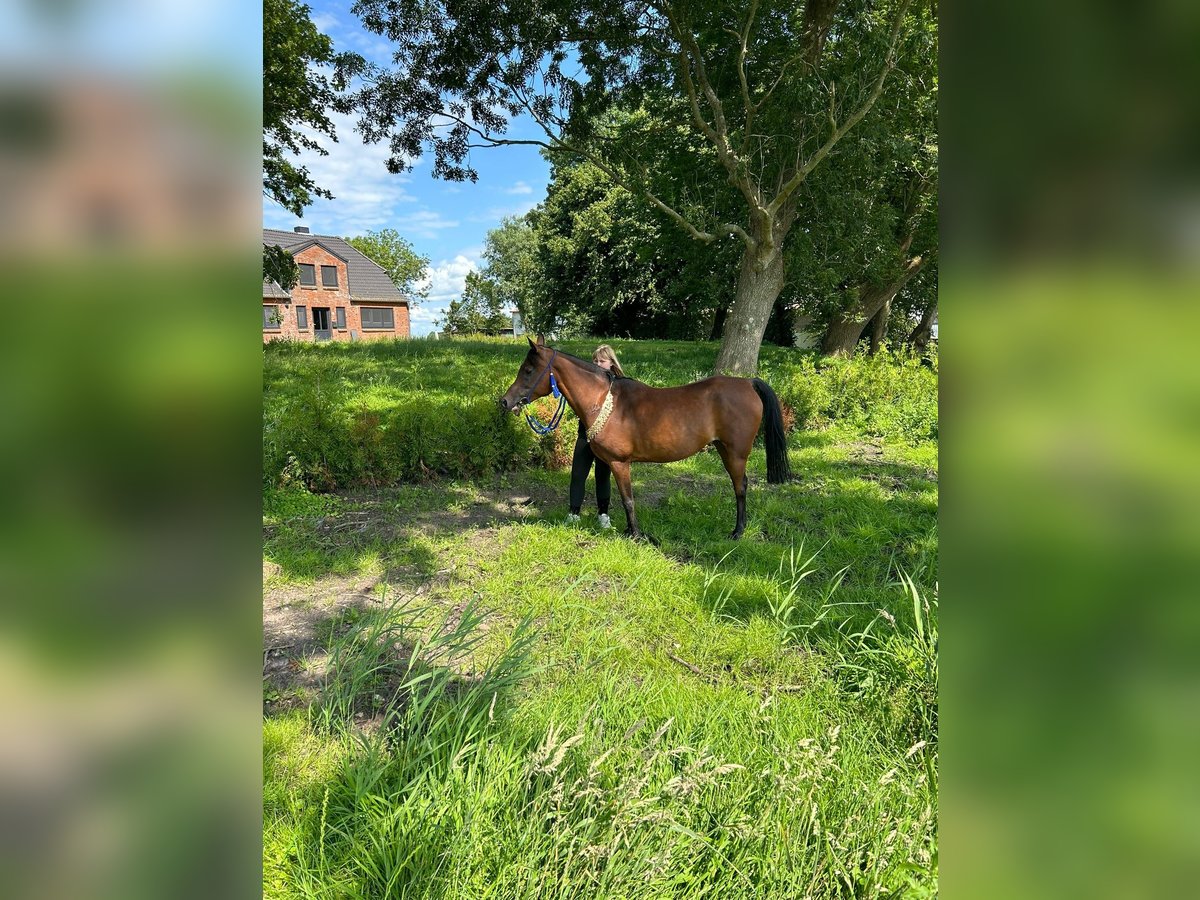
262;0;552;335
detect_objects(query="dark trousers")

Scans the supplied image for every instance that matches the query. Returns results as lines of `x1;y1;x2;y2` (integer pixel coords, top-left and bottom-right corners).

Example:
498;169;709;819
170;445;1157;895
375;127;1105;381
569;422;611;514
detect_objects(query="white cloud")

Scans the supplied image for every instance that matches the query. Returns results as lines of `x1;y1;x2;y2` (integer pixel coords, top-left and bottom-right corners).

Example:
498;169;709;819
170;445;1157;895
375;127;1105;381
339;28;397;62
505;180;533;195
311;12;340;33
263;109;423;237
408;252;481;335
388;210;461;241
422;253;479;303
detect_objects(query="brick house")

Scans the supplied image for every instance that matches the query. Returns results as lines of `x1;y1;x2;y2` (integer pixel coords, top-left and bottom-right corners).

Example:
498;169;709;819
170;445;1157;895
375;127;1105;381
263;227;411;342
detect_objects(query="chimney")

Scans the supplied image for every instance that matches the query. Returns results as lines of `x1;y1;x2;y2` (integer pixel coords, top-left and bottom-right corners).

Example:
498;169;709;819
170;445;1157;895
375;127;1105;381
293;226;310;234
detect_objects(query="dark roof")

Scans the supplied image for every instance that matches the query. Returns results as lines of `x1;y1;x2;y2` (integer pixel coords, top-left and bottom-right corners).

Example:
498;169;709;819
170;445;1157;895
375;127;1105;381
263;228;409;303
263;278;290;299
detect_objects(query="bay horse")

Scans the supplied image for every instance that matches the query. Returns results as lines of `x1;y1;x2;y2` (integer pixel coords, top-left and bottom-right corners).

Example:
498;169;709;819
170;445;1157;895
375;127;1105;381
499;337;791;540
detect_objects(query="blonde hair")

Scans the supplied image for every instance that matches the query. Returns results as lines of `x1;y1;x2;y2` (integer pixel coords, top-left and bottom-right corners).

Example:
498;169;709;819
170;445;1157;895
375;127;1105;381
592;344;625;378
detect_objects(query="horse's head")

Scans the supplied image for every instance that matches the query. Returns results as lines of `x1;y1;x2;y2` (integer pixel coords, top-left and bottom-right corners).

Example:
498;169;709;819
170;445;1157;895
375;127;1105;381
499;335;552;413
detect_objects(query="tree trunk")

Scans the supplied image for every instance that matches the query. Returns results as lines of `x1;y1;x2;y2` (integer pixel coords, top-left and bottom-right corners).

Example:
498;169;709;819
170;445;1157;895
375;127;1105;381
820;285;874;357
867;297;892;355
712;237;786;375
821;254;927;356
800;0;842;70
908;299;937;351
706;303;728;342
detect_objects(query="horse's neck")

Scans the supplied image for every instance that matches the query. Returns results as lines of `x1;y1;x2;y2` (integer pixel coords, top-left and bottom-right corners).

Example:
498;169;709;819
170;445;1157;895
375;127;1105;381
552;356;609;427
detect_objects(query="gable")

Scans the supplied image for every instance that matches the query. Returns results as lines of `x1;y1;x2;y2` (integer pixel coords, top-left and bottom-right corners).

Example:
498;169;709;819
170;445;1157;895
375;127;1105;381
264;228;408;303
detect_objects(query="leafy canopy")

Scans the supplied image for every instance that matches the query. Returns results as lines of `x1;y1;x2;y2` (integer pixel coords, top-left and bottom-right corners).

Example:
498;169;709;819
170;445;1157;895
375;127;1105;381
263;0;364;289
345;229;431;303
349;0;917;244
443;272;512;336
263;0;362;216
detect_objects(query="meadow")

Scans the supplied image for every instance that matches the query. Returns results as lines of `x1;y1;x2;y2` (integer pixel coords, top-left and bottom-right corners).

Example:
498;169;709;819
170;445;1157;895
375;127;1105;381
263;337;938;898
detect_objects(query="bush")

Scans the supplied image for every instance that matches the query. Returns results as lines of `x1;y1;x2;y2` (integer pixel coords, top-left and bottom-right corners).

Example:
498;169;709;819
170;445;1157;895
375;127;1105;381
263;339;937;489
773;347;937;444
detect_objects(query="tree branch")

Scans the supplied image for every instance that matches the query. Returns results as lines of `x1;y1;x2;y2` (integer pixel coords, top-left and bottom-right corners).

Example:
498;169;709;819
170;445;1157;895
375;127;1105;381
754;53;805;115
769;0;912;218
502;86;755;249
660;2;764;211
727;0;760;153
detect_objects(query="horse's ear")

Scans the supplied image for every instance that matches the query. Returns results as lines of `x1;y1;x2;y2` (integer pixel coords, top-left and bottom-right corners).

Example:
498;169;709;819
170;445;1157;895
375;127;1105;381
536;334;546;346
527;336;536;349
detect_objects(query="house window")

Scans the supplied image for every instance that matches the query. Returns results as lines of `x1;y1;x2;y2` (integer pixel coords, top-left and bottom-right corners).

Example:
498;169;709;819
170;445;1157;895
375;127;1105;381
263;305;281;330
321;265;338;287
335;307;346;329
361;307;395;330
296;305;308;329
298;264;316;286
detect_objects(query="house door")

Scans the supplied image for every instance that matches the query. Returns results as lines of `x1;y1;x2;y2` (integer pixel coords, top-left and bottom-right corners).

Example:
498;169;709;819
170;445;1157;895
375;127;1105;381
313;307;331;341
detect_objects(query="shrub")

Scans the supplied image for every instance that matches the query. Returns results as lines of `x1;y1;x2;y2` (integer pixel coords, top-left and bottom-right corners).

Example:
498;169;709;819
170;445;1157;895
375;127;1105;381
263;339;937;489
773;347;937;444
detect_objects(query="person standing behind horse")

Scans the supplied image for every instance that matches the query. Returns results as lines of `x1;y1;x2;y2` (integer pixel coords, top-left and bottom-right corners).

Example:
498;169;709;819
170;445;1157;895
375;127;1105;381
567;344;626;528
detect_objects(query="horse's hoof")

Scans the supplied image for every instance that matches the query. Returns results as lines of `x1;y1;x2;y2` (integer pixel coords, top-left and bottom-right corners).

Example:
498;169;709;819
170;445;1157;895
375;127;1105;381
729;529;744;540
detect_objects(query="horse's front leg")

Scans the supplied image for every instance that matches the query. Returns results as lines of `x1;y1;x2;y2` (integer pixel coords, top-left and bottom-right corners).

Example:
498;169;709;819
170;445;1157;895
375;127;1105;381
607;460;643;539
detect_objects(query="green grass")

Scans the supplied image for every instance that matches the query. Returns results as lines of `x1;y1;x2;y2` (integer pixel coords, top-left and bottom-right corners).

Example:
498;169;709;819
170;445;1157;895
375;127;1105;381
264;337;937;898
262;336;936;489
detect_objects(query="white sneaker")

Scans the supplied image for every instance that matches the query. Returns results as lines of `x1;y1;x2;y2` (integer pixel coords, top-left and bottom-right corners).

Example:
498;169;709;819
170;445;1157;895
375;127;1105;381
598;513;612;530
566;513;580;524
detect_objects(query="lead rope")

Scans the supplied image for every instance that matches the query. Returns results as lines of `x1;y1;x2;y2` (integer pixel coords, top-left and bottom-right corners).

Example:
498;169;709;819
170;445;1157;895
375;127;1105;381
524;371;567;435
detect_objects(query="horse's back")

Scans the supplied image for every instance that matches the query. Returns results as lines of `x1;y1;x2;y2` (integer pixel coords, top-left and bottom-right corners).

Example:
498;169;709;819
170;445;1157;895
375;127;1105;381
613;375;762;462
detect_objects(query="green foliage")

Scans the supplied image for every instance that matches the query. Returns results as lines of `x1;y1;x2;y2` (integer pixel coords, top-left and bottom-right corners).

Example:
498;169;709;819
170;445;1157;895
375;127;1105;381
526;154;742;339
444;217;539;335
773;346;938;444
442;271;512;335
345;229;430;302
478;216;541;320
262;242;299;291
346;0;937;369
263;338;937;490
263;0;363;215
262;338;575;490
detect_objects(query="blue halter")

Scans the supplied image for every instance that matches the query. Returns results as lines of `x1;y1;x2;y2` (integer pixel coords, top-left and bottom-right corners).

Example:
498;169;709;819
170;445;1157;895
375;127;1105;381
524;352;567;435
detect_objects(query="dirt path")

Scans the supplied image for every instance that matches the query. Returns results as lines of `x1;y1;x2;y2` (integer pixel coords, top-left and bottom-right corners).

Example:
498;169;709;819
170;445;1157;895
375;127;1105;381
263;479;562;713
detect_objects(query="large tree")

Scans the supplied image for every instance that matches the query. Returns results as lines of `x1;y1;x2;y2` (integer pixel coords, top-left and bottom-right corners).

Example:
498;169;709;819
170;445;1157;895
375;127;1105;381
442;272;512;335
814;39;937;356
449;217;542;332
348;0;929;373
525;118;745;339
345;229;431;302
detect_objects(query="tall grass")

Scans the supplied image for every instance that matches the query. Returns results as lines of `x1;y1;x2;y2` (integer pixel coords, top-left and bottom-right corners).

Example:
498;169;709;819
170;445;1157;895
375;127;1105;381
265;562;937;898
263;337;938;897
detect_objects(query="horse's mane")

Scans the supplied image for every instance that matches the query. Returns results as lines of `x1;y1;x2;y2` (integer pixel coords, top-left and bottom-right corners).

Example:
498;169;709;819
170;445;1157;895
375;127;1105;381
546;346;615;380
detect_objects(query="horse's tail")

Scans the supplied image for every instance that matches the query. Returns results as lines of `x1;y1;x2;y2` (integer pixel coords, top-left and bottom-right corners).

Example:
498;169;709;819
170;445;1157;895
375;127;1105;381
752;378;792;484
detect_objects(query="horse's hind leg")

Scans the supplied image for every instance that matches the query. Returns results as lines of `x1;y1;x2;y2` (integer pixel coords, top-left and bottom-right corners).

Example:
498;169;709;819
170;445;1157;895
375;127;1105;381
714;441;749;540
